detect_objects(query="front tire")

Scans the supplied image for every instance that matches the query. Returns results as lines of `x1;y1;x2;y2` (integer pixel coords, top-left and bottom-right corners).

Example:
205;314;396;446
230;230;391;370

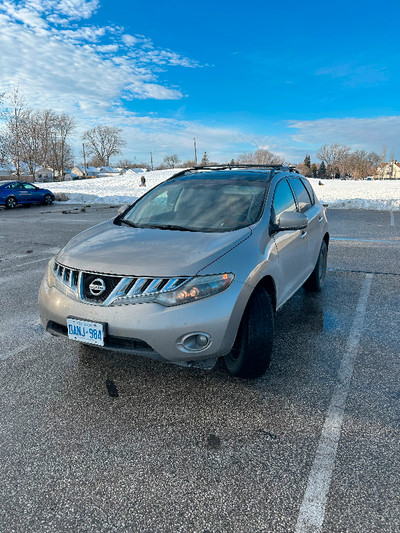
5;196;17;209
224;287;274;379
303;240;328;292
43;194;53;205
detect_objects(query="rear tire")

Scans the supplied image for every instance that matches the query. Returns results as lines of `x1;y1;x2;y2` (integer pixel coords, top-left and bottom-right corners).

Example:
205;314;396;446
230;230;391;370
303;240;328;292
5;196;17;209
224;286;274;379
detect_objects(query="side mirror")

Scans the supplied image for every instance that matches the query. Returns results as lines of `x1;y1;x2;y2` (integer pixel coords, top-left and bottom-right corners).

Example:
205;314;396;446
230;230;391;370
118;205;128;215
277;211;308;231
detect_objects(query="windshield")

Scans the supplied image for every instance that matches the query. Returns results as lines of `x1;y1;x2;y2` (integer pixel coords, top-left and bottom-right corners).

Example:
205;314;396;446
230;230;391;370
119;175;268;232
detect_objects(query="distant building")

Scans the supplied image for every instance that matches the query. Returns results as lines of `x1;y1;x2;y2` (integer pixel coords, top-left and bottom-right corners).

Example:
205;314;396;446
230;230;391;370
0;164;13;178
375;161;400;179
98;166;121;177
35;166;54;182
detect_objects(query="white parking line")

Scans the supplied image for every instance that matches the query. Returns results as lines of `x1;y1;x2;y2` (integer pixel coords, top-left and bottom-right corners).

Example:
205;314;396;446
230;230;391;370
14;256;51;268
390;211;395;227
0;266;45;284
331;237;399;244
295;273;373;533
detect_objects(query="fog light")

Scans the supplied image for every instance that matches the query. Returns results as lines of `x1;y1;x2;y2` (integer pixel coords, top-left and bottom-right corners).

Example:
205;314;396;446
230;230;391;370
197;334;208;347
179;332;211;352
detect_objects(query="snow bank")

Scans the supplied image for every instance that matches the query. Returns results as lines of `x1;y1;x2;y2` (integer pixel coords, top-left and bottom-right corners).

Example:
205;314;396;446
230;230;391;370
41;170;400;211
309;178;400;211
45;169;178;205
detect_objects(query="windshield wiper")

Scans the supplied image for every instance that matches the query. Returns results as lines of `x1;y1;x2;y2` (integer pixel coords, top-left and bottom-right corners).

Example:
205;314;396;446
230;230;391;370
141;224;199;232
120;219;139;228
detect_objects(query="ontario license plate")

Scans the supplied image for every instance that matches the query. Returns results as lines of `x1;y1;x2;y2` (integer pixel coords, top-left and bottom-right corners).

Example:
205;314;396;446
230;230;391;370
67;318;105;346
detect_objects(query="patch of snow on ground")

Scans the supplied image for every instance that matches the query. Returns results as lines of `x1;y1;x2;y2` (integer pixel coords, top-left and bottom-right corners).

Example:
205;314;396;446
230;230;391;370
309;178;400;211
40;170;400;211
44;169;178;205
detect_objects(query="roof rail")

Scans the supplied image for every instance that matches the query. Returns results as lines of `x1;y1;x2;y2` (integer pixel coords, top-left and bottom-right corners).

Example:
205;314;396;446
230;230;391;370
170;164;300;179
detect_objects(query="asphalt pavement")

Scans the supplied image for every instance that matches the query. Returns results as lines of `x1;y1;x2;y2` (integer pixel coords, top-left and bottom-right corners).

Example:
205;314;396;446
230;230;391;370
0;204;399;532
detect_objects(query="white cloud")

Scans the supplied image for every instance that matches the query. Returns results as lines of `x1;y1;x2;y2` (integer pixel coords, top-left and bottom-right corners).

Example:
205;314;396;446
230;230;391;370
315;63;389;87
28;0;100;21
0;0;200;114
288;116;400;156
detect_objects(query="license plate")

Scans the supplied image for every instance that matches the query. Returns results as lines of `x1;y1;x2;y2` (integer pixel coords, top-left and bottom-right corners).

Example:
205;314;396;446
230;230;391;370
67;318;105;346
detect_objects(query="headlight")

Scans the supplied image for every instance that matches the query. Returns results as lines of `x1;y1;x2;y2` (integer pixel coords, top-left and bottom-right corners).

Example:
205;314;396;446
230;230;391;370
155;273;235;307
46;256;56;287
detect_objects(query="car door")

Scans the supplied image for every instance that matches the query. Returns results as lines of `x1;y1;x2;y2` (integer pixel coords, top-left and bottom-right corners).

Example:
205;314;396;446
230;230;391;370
288;177;322;275
271;177;308;305
21;182;42;203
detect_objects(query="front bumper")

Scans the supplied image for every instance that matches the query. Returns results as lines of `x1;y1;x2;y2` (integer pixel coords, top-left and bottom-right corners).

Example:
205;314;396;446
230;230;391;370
38;276;252;363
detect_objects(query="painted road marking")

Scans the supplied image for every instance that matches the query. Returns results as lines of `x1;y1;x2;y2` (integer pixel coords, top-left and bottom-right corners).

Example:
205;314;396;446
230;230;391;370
331;237;399;244
14;256;52;269
0;266;46;284
295;273;373;533
390;212;395;227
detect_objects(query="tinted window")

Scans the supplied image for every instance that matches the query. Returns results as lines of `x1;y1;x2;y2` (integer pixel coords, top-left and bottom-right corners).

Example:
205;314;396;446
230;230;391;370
301;178;315;204
272;179;297;222
23;183;36;190
289;178;312;213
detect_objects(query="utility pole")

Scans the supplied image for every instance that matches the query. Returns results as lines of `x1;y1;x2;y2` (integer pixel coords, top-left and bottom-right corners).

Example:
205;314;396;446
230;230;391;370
82;143;87;176
193;138;197;165
150;151;153;170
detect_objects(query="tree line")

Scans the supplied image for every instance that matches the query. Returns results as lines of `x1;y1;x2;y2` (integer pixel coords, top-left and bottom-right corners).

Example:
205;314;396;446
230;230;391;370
298;144;382;180
0;88;126;180
0;88;386;180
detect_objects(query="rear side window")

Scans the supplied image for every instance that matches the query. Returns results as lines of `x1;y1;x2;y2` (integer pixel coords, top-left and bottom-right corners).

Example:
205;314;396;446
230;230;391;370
289;178;312;213
271;179;297;223
301;178;315;204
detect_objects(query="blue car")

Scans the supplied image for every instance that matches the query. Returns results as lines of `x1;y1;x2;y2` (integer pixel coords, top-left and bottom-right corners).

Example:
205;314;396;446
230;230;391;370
0;181;55;209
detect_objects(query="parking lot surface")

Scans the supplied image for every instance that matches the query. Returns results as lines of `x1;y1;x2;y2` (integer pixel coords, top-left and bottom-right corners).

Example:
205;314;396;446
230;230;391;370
0;205;399;532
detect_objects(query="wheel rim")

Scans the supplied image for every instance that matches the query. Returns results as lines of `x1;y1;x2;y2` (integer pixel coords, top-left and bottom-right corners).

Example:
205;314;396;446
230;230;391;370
45;195;52;204
7;198;16;208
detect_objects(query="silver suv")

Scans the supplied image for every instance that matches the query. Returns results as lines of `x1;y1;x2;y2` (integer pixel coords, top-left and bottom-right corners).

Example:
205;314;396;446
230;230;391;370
39;165;329;378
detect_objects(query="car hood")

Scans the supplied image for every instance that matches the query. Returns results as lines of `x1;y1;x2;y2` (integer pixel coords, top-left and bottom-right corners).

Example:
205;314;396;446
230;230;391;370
57;220;251;277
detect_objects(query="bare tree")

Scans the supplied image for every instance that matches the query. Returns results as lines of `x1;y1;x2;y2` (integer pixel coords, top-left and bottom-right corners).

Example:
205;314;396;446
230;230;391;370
350;150;381;179
2;87;28;179
83;125;126;167
19;109;42;179
160;154;181;169
237;149;284;165
317;144;351;178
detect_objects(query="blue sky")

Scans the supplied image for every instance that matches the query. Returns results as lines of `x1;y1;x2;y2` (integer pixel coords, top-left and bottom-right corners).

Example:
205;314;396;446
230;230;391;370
0;0;399;165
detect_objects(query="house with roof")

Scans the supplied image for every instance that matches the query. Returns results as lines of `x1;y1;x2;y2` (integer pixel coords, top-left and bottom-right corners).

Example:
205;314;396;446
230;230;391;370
98;166;121;177
375;161;400;179
35;166;54;182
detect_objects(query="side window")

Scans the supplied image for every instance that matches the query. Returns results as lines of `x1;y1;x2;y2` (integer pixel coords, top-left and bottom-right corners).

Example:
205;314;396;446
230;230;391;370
23;183;36;190
300;178;315;204
289;178;312;213
272;179;297;223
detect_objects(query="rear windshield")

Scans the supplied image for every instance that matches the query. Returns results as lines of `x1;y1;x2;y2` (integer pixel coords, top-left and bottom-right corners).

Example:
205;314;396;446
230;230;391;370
120;176;268;232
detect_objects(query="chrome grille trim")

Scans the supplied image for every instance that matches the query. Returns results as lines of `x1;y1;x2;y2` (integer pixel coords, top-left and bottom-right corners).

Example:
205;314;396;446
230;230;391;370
53;262;190;306
54;261;79;294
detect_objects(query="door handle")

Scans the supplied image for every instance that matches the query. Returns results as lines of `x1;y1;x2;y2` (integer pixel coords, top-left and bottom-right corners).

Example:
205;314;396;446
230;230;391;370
300;231;307;239
318;216;323;222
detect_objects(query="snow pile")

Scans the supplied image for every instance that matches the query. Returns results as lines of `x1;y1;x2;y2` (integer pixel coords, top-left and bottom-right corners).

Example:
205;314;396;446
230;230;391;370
41;170;400;211
46;169;179;205
309;178;400;211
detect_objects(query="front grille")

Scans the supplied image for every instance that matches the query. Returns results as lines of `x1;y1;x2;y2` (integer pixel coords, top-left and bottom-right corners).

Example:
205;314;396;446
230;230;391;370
54;262;79;292
81;273;122;303
53;261;189;307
